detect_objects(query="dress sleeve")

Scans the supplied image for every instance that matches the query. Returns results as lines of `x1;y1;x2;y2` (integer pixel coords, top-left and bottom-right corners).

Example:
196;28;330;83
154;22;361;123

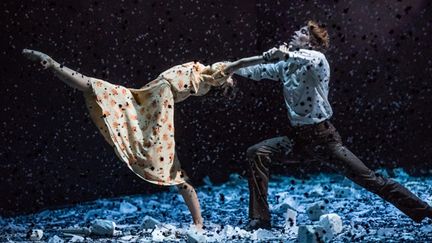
234;62;284;81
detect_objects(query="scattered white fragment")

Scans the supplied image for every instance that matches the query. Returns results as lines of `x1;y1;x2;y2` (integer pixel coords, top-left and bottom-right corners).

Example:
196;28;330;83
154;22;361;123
334;186;353;198
60;226;91;236
307;201;328;221
377;227;395;237
250;228;275;241
309;190;324;197
90;219;116;236
420;225;432;233
119;201;138;214
285;208;298;229
151;226;167;242
298;225;331;243
142;215;162;230
47;235;64;243
118;235;138;241
28;229;43;241
68;235;85;242
217;225;250;240
273;192;298;213
400;233;415;241
318;213;343;237
186;229;206;243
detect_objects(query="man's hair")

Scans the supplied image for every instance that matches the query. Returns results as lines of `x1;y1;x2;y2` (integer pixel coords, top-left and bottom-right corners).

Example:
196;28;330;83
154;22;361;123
307;20;329;49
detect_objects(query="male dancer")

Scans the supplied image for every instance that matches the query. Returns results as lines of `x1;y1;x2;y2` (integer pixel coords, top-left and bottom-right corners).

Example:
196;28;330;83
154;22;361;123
235;20;432;230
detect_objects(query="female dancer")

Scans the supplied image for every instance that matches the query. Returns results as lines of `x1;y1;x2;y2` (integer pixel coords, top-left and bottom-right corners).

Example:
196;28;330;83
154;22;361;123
22;48;284;229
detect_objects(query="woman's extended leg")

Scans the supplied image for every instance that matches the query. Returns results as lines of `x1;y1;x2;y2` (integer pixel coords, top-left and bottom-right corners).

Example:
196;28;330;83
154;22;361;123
177;182;203;230
22;49;91;92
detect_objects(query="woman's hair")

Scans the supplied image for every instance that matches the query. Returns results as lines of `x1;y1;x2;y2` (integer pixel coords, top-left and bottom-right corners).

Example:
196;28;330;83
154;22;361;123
307;20;330;49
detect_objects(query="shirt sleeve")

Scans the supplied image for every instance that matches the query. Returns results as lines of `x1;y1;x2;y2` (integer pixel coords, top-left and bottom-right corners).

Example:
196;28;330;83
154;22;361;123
288;50;322;67
234;62;283;81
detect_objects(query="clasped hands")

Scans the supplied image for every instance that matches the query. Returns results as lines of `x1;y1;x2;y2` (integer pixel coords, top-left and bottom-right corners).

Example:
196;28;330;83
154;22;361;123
262;44;290;62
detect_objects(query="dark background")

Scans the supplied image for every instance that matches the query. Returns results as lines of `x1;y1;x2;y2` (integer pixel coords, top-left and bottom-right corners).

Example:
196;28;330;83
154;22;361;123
1;0;431;216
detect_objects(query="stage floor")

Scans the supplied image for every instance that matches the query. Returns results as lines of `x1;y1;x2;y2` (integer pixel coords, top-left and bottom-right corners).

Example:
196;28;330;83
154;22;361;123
1;169;431;242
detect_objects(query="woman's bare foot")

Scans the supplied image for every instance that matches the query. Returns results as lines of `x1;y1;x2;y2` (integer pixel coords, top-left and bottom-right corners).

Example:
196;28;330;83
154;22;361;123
193;222;204;232
22;49;54;69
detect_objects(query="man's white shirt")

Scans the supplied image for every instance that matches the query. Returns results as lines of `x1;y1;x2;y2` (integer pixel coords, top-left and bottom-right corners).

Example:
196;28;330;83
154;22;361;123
235;49;333;126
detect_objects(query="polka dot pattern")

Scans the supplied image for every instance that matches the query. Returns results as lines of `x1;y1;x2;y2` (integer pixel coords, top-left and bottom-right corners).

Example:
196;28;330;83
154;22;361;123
82;62;229;186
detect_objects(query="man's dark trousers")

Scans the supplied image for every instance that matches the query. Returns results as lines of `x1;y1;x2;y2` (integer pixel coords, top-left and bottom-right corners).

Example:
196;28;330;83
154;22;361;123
246;120;430;223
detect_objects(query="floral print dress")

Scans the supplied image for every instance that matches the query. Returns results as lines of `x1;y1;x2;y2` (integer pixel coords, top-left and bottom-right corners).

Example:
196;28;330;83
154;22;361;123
83;62;228;186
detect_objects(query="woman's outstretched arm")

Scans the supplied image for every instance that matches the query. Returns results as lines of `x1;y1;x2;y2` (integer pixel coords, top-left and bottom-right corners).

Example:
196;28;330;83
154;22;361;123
223;47;287;74
22;49;92;92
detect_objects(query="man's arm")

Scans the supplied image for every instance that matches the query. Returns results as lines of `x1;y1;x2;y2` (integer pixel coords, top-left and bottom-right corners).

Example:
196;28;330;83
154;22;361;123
233;62;282;81
277;45;321;67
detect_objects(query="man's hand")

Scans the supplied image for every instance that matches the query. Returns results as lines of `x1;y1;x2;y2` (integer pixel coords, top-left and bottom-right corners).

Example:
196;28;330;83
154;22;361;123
278;44;290;54
262;47;278;62
263;45;290;62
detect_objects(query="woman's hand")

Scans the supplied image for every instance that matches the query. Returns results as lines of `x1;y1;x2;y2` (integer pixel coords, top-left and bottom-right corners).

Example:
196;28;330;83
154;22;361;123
222;76;237;100
225;76;234;87
22;49;54;69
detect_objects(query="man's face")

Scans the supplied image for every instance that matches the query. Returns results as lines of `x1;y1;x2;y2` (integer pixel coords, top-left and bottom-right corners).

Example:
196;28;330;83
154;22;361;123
289;26;311;49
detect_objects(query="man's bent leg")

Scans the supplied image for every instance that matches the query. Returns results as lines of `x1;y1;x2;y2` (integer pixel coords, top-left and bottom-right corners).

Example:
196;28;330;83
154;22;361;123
246;136;293;221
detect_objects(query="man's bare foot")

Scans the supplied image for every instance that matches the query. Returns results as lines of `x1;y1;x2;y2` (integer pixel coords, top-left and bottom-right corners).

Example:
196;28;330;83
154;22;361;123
22;49;54;69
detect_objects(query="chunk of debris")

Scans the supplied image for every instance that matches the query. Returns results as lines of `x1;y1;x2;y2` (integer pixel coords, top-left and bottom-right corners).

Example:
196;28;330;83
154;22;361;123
307;201;328;221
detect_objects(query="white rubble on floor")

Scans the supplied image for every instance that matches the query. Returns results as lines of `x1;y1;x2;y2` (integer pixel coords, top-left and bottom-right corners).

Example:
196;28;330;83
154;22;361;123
297;213;343;242
333;185;361;199
318;213;343;237
68;235;85;242
272;191;299;213
119;201;138;214
250;228;276;241
217;225;251;241
1;170;432;242
47;235;64;243
420;225;432;234
284;208;298;230
186;229;206;243
118;235;139;241
90;219;116;236
60;226;91;236
400;233;415;241
151;226;167;242
28;229;43;241
142;215;162;230
377;227;395;237
308;184;327;197
306;201;328;221
60;219;116;237
297;225;330;243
